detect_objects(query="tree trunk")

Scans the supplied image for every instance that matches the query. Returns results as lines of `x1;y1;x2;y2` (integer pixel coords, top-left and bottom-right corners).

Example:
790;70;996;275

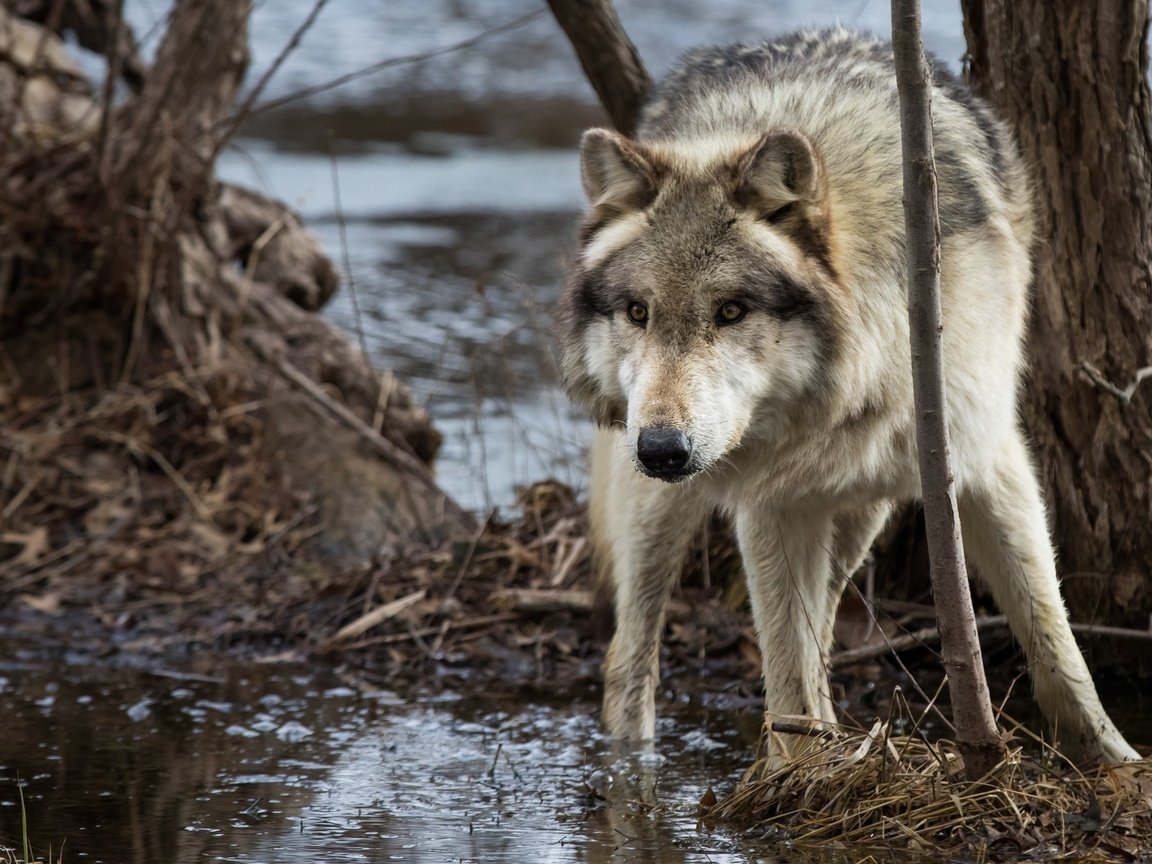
892;0;1004;779
1;2;471;602
960;1;1152;631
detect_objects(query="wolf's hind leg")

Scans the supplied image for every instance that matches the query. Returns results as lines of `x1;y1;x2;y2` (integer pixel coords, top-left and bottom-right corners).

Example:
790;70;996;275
825;501;895;663
958;432;1139;763
591;429;711;743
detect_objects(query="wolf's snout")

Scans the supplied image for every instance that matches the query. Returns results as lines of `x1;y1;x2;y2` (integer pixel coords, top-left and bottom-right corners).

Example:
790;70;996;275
636;427;693;479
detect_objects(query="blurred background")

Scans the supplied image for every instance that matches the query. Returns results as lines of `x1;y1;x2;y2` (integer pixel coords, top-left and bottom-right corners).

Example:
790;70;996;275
120;0;967;513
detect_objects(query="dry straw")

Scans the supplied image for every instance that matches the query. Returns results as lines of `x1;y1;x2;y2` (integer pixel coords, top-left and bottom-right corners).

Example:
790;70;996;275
707;690;1152;861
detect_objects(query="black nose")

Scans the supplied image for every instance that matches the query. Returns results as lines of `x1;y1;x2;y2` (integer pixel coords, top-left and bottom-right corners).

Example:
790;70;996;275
636;427;693;478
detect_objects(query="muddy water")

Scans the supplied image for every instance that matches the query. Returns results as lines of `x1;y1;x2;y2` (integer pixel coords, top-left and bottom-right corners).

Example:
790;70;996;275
0;643;799;863
1;638;1149;864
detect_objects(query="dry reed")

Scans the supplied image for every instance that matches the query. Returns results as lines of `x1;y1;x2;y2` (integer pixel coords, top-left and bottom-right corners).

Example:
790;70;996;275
709;692;1152;861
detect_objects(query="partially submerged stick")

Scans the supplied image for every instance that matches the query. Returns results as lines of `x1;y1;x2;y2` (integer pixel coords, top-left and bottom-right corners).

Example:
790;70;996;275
892;0;1006;778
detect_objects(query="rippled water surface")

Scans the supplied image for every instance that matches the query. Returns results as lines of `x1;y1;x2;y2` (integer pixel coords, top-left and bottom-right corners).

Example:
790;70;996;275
0;641;781;863
2;636;1147;863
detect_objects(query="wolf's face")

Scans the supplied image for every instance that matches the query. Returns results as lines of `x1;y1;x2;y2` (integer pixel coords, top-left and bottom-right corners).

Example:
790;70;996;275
558;128;843;482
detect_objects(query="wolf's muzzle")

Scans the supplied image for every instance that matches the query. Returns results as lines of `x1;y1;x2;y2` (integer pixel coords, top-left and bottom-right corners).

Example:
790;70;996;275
636;426;694;480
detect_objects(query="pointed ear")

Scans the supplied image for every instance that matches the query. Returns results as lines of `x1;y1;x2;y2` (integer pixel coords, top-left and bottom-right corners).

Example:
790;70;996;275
735;129;827;221
580;129;660;213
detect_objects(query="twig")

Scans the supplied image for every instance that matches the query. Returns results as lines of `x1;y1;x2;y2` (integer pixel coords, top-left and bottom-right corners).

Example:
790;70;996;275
335;612;520;651
488;587;692;621
101;431;217;526
489;588;595;614
770;722;835;739
832;616;1009;668
322;589;426;646
1078;361;1152;406
225;11;545;125
1068;621;1152;642
549;537;587;588
442;517;491;604
832;614;1152;668
243;213;290;280
840;570;955;734
326;129;389;437
117;123;172;388
96;0;126;183
252;343;474;528
1;470;40;523
217;0;332;146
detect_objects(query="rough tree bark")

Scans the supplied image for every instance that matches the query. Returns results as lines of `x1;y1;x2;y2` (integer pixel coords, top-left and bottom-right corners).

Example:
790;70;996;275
892;0;1004;779
1;1;471;595
960;1;1152;633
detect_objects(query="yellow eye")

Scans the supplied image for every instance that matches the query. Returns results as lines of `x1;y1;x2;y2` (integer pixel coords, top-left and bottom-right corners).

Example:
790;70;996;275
626;302;648;326
716;301;747;326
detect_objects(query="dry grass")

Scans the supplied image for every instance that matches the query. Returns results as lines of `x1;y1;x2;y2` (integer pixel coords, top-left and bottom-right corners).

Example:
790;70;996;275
708;693;1152;862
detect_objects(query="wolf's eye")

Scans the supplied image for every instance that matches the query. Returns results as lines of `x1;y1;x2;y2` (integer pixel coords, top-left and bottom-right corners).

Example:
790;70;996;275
716;301;747;326
626;301;648;326
762;202;795;223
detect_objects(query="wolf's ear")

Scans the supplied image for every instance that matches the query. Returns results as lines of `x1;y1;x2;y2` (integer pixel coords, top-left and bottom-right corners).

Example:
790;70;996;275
580;129;659;213
735;129;827;220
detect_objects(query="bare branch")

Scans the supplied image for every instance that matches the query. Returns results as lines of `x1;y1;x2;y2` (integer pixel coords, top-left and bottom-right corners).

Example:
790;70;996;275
546;0;650;136
12;0;146;90
225;10;545;125
1078;361;1152;406
833;614;1152;667
215;0;332;150
893;0;1005;779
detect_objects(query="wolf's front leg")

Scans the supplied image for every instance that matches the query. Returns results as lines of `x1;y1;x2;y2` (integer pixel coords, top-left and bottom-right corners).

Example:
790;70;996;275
959;432;1139;763
591;429;711;743
735;506;838;735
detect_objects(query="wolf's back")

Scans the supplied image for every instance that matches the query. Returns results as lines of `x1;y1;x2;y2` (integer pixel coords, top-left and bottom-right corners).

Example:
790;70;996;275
639;27;1033;255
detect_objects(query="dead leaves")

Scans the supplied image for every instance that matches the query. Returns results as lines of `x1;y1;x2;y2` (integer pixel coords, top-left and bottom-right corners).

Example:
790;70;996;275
1;527;49;567
0;376;310;625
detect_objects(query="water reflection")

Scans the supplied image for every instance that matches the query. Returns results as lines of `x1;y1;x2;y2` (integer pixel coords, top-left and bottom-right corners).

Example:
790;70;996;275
0;651;783;863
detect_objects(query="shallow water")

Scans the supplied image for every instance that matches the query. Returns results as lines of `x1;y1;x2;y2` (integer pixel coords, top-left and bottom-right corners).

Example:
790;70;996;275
0;643;786;863
2;637;1148;863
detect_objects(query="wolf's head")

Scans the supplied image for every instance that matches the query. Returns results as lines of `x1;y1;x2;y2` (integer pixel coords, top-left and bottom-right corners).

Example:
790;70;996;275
557;128;845;482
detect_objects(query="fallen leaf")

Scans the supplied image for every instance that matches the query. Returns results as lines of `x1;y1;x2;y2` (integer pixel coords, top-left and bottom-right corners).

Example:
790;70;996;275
21;592;61;615
2;527;50;566
698;787;717;813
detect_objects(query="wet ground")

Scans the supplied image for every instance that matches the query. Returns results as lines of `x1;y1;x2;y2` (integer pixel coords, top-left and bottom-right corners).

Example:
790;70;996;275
1;630;1148;864
7;5;1147;863
0;636;793;864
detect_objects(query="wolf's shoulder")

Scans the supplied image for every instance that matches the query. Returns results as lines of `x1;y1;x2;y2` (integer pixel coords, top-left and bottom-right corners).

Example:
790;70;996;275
676;27;892;79
644;28;891;110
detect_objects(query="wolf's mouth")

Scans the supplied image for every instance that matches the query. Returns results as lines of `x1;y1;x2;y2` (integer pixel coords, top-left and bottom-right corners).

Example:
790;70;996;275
635;461;700;483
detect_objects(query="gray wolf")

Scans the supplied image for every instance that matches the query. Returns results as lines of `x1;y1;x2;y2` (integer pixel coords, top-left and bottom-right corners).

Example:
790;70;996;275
556;27;1138;763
